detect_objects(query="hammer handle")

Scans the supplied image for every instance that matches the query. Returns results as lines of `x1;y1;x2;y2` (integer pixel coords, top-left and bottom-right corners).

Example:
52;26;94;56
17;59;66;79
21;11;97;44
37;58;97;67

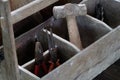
66;16;83;50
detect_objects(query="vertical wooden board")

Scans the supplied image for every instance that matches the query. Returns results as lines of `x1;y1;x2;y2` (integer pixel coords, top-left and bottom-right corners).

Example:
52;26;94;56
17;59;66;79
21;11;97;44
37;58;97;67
40;26;120;80
0;0;20;80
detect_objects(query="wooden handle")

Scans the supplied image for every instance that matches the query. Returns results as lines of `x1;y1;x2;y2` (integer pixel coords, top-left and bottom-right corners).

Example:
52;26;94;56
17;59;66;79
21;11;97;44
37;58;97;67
66;16;83;50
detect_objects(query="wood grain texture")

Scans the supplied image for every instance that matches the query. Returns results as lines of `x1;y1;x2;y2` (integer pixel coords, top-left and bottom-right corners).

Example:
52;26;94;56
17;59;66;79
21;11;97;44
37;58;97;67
10;0;33;10
11;0;58;24
66;16;83;49
0;0;20;80
40;26;120;80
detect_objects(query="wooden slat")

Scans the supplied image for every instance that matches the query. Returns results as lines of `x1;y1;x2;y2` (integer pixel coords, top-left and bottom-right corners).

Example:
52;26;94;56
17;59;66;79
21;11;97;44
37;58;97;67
11;0;58;24
40;26;120;80
10;0;33;10
0;0;20;80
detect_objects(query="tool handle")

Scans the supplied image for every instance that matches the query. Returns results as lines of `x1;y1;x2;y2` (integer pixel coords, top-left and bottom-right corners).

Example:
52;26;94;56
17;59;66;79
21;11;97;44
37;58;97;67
56;59;60;66
48;59;60;72
48;61;55;72
34;65;40;76
66;16;83;50
42;62;48;74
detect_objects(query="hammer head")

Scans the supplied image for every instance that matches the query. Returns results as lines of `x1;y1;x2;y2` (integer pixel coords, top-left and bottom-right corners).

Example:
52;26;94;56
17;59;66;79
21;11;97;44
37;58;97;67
53;3;87;19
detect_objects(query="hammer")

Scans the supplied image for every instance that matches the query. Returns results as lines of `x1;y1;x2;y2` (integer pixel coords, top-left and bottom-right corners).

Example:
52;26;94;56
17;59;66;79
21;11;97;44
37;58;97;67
53;3;87;50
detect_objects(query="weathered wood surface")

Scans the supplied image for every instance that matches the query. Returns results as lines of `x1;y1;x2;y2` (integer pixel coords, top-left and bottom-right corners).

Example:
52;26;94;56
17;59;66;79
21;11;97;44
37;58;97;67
10;0;33;10
0;0;20;80
39;26;120;80
0;14;111;80
76;15;112;48
94;60;120;80
11;0;58;24
1;65;40;80
0;15;112;80
66;16;83;49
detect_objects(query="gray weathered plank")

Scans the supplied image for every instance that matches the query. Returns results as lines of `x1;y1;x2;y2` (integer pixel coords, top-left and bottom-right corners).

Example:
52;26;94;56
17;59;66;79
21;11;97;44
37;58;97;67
40;26;120;80
11;0;58;24
10;0;33;10
0;0;20;80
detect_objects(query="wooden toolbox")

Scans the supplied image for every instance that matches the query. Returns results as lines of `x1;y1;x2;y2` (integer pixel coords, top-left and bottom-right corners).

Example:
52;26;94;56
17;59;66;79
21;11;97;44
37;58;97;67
0;0;120;80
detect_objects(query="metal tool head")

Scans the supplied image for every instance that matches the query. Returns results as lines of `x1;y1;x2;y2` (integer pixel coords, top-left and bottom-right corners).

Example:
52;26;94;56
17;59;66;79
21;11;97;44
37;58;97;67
34;35;44;63
53;3;87;19
46;28;57;63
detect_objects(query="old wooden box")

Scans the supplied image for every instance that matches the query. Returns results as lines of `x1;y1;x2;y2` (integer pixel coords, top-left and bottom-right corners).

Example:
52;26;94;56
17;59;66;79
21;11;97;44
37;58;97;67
0;0;120;80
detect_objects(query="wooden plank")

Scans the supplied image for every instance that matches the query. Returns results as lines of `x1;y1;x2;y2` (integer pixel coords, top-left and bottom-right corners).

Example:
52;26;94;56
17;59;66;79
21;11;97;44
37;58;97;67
11;0;58;24
10;0;33;10
40;26;120;80
0;0;20;80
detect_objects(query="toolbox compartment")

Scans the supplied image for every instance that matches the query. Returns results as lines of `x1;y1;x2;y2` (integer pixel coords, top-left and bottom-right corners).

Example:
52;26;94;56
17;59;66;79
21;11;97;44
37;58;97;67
16;15;112;65
12;15;112;79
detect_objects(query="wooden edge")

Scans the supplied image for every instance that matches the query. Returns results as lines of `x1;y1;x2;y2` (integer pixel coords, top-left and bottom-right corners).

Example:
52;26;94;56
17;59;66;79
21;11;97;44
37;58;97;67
0;1;20;80
40;26;120;80
21;50;49;69
19;66;40;80
11;0;58;24
75;48;120;80
21;59;35;69
86;15;113;31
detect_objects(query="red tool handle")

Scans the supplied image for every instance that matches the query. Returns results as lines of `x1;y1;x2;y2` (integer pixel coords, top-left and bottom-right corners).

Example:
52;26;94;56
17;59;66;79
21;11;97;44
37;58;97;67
48;59;60;72
34;65;40;76
42;62;48;74
56;59;60;66
48;61;55;72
